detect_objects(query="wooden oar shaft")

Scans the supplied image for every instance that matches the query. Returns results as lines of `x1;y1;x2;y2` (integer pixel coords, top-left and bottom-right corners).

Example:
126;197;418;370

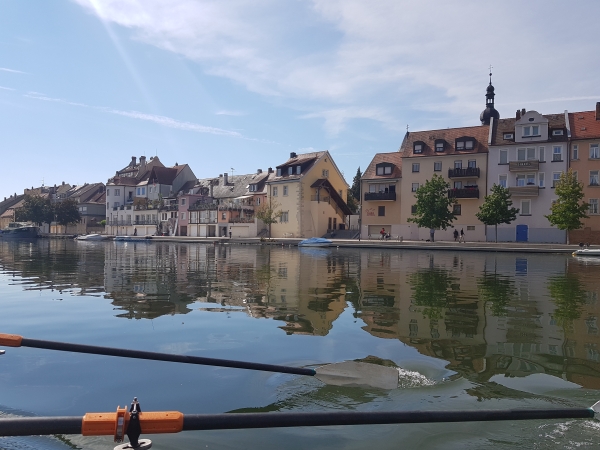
1;408;594;437
16;337;316;377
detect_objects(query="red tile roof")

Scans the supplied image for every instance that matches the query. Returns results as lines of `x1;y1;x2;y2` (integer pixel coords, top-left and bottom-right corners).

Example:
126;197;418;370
400;125;490;158
569;111;600;140
362;152;402;180
492;113;567;146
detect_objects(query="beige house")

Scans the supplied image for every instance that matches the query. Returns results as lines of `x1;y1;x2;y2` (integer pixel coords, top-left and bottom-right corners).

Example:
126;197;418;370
360;152;402;239
399;125;490;241
266;151;352;238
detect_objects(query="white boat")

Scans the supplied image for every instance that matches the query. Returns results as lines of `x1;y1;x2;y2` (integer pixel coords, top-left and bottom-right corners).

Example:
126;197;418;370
75;234;109;241
0;223;39;239
573;248;600;257
298;237;332;247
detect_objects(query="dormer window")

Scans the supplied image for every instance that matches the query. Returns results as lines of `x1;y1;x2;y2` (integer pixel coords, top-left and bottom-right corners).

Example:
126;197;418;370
503;133;514;139
455;137;475;151
277;168;282;176
376;163;394;176
413;141;424;154
296;166;301;175
288;166;293;175
523;125;540;137
435;139;445;152
552;129;564;136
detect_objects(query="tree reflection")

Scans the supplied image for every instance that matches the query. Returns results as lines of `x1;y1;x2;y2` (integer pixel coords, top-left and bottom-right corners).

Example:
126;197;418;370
548;274;588;332
477;272;516;316
409;269;458;320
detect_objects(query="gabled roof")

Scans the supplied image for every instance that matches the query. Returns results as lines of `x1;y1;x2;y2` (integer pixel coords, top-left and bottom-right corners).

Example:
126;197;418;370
569;111;600;140
196;173;266;200
272;151;325;182
491;113;567;146
362;152;402;180
400;125;490;157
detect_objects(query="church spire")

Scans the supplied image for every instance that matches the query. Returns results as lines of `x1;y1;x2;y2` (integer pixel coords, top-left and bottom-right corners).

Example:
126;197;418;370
480;68;500;125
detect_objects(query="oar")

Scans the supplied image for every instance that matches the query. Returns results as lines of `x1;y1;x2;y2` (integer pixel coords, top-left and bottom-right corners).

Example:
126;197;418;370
1;404;598;437
0;333;399;389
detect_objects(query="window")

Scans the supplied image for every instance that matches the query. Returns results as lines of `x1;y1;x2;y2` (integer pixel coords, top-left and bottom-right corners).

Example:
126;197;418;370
539;147;545;162
553;146;562;161
589;199;599;215
521;200;531;215
523;125;540;137
453;204;461;215
411;183;419;192
434;161;442;171
378;206;385;216
527;148;536;160
280;211;289;223
553;129;564;136
322;169;329;177
465;140;474;150
500;149;508;164
539;172;545;188
503;133;514;139
288;166;293;175
516;174;525;186
454;160;462;169
435;140;445;152
277;168;282;176
377;165;394;175
384;166;392;174
517;148;526;160
283;186;288;196
296;166;301;175
453;181;462;189
591;171;600;186
572;145;579;160
552;172;561;188
113;202;120;208
181;198;186;205
222;212;226;220
115;189;120;196
180;212;186;220
591;144;600;159
526;173;536;185
468;160;476;168
107;202;110;209
499;175;507;188
249;184;256;192
273;187;278;196
411;204;417;214
161;213;167;221
414;142;423;153
106;189;110;196
412;163;420;173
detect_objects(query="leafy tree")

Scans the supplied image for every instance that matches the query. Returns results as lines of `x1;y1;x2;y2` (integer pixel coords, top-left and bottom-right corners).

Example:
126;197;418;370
407;174;456;241
14;195;53;226
476;184;519;242
54;198;81;230
545;170;588;244
255;199;282;238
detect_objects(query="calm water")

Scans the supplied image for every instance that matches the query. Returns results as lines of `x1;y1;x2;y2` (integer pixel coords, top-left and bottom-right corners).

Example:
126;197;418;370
1;240;600;449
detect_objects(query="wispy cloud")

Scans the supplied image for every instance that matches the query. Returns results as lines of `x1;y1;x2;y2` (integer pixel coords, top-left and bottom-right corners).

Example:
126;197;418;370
0;67;27;74
215;110;246;116
0;86;15;91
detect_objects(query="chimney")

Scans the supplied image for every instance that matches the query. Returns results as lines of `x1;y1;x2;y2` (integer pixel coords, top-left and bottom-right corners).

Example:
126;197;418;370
516;109;521;120
290;152;297;158
596;102;600;121
223;173;228;185
521;108;526;117
268;167;273;174
140;156;147;171
257;169;262;174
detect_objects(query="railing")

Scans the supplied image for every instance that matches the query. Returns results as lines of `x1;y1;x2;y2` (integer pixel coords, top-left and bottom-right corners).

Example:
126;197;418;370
230;217;255;223
189;203;218;211
448;167;480;178
509;186;539;197
162;204;179;211
509;160;540;172
107;220;133;226
189;218;218;224
134;219;158;225
448;188;479;199
364;192;397;201
311;195;330;202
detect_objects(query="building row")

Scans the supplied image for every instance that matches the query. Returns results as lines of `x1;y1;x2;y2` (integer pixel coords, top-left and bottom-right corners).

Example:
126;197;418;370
361;78;600;243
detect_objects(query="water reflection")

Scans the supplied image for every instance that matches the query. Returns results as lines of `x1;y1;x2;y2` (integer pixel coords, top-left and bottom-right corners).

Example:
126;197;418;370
2;241;600;393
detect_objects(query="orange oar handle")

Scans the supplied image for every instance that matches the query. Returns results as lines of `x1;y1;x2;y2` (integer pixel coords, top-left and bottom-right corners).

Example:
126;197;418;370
82;410;184;436
0;333;22;347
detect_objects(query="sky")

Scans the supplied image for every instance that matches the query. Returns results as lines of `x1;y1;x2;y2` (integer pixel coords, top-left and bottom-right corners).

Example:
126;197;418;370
1;0;600;201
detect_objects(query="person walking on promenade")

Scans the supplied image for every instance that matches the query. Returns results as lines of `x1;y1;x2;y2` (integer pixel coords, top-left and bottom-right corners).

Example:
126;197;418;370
380;228;386;240
459;228;465;243
453;229;459;242
429;228;435;242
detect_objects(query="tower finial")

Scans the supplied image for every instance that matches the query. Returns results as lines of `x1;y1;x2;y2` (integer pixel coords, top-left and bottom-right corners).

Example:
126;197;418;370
488;65;493;84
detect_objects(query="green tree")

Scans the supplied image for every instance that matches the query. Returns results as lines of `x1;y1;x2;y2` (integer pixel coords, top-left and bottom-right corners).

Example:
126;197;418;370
350;167;361;201
54;198;81;231
407;174;456;242
478;272;516;316
545;170;588;244
476;184;519;242
15;195;53;226
409;268;458;320
255;199;282;238
548;275;587;332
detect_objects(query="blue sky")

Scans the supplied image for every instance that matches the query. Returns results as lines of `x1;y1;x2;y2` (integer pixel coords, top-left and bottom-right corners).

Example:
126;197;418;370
1;0;600;201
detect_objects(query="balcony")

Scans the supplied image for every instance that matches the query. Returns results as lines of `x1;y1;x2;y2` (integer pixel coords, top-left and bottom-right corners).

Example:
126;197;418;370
189;218;217;224
448;167;480;178
448;188;479;199
134;219;158;225
364;192;397;201
509;186;539;197
509;160;540;172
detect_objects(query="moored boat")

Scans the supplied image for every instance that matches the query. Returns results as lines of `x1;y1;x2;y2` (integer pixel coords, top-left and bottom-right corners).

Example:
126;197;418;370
0;222;40;239
298;237;332;247
573;248;600;257
75;233;109;241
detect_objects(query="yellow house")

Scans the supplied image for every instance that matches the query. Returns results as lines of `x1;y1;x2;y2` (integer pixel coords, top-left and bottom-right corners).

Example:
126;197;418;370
267;151;352;238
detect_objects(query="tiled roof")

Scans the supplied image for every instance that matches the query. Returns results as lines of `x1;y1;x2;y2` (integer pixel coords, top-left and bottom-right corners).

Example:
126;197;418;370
400;125;490;158
569;111;600;140
196;173;266;200
492;113;567;146
362;152;402;180
271;151;325;182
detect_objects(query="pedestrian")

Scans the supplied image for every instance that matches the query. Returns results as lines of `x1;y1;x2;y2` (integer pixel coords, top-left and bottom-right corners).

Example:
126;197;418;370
229;230;232;239
459;228;465;243
133;228;137;236
453;229;458;242
429;228;435;242
380;228;386;240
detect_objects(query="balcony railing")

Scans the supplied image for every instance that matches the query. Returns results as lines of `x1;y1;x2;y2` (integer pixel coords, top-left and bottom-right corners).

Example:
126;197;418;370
509;160;540;172
508;186;539;197
448;167;480;178
364;192;397;201
189;218;218;224
230;217;255;224
448;188;479;199
134;219;158;225
108;220;133;226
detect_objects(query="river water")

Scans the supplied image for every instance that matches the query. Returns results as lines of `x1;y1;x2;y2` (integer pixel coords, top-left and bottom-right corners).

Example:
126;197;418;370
1;240;600;449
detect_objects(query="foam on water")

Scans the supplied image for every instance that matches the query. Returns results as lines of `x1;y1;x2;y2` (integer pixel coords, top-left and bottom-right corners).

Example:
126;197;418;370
397;367;437;388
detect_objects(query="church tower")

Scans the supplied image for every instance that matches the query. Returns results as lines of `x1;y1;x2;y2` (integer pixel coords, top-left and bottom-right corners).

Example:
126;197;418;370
480;72;500;125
